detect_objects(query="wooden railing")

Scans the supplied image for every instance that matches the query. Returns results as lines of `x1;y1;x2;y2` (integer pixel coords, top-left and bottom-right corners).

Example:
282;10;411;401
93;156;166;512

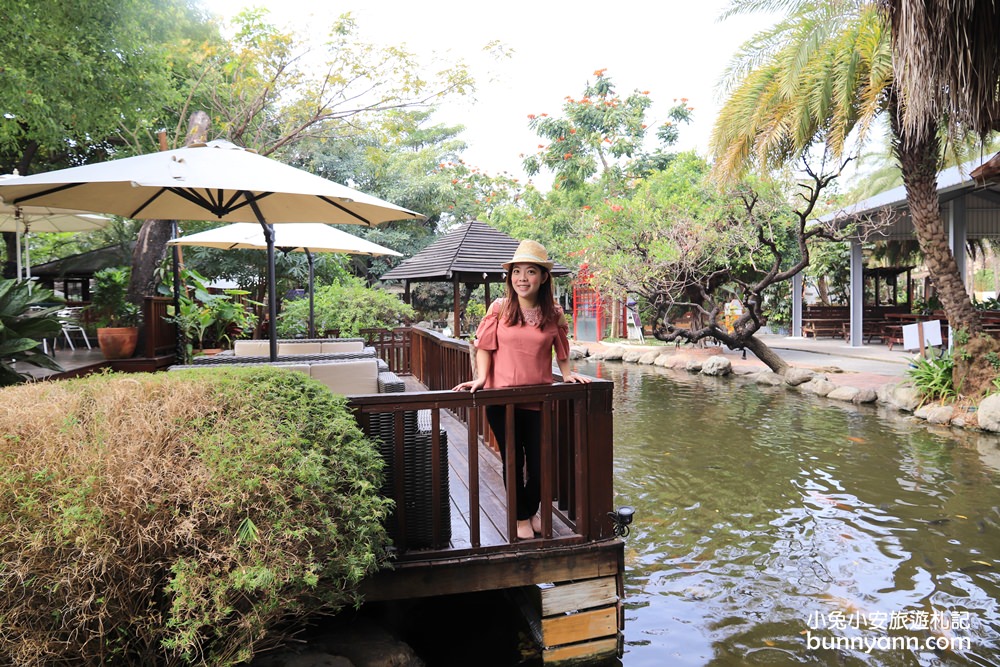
361;327;411;374
142;296;177;358
348;327;615;556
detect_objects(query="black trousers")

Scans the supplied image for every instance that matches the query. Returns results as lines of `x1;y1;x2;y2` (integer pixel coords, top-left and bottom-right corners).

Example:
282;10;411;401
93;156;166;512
485;406;542;521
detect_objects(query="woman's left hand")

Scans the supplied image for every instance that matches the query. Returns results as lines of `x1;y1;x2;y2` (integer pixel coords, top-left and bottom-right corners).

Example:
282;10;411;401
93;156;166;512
563;372;591;384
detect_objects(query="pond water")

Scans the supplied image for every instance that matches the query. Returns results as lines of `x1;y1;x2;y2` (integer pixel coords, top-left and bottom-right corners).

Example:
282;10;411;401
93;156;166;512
573;358;1000;667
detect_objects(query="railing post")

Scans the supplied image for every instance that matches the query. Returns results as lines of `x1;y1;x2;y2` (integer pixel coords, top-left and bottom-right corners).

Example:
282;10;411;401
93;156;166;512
585;382;615;540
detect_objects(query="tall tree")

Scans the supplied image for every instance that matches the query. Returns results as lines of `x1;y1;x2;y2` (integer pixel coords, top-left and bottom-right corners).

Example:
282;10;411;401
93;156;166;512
125;9;475;305
881;0;1000;393
0;0;217;277
711;0;1000;394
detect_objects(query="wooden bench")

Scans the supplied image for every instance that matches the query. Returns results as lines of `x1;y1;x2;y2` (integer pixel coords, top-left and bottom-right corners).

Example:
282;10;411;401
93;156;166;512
803;318;846;338
841;319;888;343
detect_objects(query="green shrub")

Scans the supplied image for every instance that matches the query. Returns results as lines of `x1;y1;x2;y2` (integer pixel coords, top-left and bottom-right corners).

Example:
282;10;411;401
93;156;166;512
906;349;956;404
276;277;414;338
0;368;391;666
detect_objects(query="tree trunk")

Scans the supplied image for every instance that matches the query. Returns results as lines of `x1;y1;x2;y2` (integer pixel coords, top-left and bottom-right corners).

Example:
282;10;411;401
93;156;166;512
743;335;789;375
126;111;210;307
2;232;16;279
817;276;830;305
892;105;1000;395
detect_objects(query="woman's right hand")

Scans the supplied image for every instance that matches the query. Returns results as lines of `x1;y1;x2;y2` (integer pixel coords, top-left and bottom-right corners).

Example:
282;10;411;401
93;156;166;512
453;377;486;392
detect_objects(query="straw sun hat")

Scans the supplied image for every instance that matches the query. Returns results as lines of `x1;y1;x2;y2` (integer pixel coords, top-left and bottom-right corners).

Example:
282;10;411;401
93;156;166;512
501;239;554;271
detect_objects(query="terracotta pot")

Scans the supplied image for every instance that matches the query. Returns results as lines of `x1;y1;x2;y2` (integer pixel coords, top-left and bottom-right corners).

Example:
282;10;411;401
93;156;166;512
97;327;139;360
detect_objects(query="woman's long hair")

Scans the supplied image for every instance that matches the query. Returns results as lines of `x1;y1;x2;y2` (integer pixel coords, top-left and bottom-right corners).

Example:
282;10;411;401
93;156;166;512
499;264;558;326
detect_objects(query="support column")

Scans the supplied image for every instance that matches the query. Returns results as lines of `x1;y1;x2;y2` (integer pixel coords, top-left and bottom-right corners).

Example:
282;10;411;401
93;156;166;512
948;198;969;295
849;240;863;347
791;272;803;337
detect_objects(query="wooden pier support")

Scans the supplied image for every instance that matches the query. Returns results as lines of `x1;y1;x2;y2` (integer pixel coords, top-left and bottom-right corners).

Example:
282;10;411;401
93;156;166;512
512;573;624;665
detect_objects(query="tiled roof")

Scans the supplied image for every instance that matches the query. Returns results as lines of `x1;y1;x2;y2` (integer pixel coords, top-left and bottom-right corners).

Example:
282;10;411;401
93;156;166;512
380;220;571;282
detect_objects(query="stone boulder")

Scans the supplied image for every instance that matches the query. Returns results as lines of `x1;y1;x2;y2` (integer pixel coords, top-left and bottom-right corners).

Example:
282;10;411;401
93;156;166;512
568;345;589;360
685;359;704;373
855;388;878;404
784;367;815;386
977;393;1000;432
638;350;660;365
754;371;785;386
799;377;837;396
701;355;732;376
602;345;625;361
622;349;643;363
877;382;922;412
826;386;860;402
309;619;425;667
914;404;955;425
653;354;673;367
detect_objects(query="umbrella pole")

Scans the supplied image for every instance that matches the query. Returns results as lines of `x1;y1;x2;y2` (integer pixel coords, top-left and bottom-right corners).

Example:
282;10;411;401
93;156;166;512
245;193;279;362
171;221;183;360
306;249;315;338
14;210;23;281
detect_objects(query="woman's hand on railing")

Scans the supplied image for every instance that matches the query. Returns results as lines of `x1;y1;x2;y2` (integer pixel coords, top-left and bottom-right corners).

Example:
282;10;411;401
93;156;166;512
562;372;592;384
453;377;487;392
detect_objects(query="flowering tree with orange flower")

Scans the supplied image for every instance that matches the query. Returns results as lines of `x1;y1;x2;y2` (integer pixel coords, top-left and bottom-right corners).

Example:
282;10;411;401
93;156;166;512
521;70;692;191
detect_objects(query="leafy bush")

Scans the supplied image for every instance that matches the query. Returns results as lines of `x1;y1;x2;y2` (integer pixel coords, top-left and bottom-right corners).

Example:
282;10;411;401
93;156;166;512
0;368;391;665
0;278;63;385
907;349;956;403
276;277;415;338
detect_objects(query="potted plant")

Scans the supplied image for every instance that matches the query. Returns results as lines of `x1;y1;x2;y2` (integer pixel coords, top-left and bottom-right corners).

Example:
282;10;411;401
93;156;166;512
91;267;141;359
165;269;258;364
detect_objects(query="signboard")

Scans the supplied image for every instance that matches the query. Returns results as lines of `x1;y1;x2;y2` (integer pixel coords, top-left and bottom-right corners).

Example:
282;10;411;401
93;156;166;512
626;301;643;342
902;320;942;351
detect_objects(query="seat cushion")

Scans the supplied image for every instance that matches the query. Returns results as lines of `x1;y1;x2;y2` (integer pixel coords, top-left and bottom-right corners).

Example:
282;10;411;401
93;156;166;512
309;359;379;395
277;342;323;355
320;340;365;353
234;340;269;357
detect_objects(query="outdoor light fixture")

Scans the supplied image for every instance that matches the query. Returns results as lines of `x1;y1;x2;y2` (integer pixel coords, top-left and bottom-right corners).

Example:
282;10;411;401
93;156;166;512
609;505;635;537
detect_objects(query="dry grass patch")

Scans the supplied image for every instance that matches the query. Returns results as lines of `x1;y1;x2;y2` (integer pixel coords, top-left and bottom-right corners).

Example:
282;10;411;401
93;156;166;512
0;367;390;666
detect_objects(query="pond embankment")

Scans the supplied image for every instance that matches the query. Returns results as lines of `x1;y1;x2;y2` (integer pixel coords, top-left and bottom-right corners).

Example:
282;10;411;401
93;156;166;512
577;337;1000;433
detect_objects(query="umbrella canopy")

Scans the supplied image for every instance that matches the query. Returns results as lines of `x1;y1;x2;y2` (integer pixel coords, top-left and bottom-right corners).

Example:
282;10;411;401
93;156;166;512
0;140;422;359
0;201;110;281
169;222;401;336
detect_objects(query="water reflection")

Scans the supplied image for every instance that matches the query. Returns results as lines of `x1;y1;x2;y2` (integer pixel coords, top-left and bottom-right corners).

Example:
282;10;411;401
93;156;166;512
576;359;1000;666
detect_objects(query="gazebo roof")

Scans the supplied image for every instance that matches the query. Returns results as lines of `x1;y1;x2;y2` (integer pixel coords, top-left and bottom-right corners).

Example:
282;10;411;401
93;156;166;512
380;220;572;284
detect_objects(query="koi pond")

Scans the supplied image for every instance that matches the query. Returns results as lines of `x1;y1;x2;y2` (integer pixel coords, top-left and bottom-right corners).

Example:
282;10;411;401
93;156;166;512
573;358;1000;666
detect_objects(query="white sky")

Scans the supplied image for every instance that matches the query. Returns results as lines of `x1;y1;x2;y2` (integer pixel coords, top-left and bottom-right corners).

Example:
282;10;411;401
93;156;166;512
200;0;778;186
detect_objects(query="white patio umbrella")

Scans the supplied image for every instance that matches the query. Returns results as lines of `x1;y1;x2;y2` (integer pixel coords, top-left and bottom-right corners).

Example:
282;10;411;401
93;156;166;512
169;222;402;337
0;140;422;360
0;203;110;281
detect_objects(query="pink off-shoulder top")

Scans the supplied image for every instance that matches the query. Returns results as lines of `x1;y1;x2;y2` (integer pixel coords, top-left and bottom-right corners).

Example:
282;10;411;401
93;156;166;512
474;298;570;390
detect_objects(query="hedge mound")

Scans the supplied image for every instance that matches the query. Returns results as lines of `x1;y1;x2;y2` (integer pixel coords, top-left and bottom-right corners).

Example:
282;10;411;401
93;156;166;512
0;367;391;666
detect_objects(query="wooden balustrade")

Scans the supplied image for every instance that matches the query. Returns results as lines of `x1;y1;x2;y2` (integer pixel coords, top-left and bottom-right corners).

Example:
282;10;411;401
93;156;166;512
142;296;177;358
360;327;411;374
348;326;615;557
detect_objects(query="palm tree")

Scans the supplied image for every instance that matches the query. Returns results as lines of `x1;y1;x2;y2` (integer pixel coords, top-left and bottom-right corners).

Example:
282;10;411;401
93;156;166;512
712;0;998;394
882;0;1000;391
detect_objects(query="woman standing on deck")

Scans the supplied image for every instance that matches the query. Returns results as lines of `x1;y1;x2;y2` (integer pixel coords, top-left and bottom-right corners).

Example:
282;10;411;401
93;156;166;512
453;240;590;540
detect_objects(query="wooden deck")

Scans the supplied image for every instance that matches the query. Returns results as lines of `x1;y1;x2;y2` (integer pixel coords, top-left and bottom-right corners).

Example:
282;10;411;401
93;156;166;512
401;375;579;553
352;329;624;663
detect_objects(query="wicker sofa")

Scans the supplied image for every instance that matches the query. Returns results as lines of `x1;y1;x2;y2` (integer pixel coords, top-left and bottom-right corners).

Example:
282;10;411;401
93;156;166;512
170;357;401;394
